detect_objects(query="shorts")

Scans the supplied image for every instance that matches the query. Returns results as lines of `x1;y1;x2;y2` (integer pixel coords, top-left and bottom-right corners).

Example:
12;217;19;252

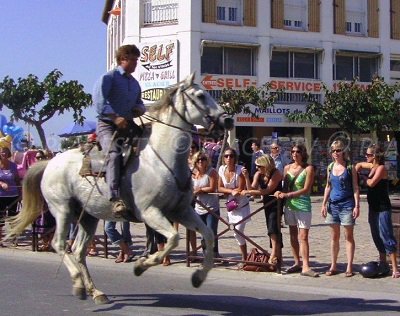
325;203;355;226
284;207;311;229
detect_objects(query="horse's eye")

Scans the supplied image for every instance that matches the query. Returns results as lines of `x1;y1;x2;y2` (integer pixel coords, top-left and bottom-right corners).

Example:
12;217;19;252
194;90;205;99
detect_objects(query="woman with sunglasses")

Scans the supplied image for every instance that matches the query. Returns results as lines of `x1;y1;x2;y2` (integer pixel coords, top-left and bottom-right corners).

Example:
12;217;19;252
218;147;250;266
321;140;360;277
191;152;221;258
242;154;282;264
356;145;399;278
275;143;318;277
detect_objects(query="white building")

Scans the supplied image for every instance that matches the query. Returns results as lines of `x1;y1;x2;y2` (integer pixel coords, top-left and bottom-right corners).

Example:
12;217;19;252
101;0;400;185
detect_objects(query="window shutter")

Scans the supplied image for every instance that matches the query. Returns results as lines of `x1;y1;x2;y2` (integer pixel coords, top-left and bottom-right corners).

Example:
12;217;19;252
202;0;216;23
391;0;400;39
334;0;346;34
244;0;257;26
308;0;320;32
367;0;379;38
271;0;284;29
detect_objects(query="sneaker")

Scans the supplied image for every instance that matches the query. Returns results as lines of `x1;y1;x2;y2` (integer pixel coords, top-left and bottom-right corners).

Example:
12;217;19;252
111;199;128;218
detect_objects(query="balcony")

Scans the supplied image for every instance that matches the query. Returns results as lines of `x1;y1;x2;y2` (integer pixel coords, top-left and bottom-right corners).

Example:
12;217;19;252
142;0;178;26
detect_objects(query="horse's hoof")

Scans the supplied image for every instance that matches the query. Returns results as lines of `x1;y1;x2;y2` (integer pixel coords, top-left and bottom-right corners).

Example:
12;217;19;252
191;270;204;288
94;294;110;305
134;263;146;276
72;287;87;300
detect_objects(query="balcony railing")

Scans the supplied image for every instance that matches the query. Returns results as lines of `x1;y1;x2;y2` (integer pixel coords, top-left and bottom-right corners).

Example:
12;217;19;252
143;0;178;26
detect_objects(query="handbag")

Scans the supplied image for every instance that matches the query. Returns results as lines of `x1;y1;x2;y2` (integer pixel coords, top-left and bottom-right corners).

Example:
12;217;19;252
225;198;239;212
242;248;276;272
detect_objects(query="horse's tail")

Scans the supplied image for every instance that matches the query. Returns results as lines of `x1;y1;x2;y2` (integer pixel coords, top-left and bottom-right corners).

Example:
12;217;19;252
6;161;49;240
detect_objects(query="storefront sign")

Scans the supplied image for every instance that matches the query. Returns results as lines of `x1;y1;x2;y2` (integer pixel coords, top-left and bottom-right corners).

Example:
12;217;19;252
135;40;178;103
269;78;322;93
200;74;257;90
235;104;312;127
332;81;370;91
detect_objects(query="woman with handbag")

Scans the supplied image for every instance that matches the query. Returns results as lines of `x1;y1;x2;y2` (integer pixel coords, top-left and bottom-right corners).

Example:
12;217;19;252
218;147;250;267
321;140;360;277
242;154;282;265
274;143;318;277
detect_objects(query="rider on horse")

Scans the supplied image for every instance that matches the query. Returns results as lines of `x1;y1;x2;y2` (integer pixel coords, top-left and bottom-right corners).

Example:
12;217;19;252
93;44;146;218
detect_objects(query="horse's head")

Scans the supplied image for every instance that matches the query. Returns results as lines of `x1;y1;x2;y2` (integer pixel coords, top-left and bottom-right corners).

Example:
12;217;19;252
177;73;234;137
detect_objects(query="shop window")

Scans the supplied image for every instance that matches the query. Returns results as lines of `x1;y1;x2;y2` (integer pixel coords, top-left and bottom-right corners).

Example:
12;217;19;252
270;51;319;79
201;46;256;76
216;0;242;25
284;0;307;31
335;54;378;81
346;0;366;35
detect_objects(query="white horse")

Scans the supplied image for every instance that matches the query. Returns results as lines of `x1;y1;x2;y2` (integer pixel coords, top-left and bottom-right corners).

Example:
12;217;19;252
7;74;233;304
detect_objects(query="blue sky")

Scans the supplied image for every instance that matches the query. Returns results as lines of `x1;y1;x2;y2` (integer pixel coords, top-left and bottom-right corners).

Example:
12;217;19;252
0;0;107;150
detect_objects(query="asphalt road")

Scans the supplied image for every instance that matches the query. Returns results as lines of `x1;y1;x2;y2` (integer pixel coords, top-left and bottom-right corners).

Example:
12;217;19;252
1;249;399;316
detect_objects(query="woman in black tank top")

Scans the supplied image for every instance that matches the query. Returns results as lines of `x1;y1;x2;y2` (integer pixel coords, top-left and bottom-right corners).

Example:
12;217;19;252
242;154;282;265
356;145;399;278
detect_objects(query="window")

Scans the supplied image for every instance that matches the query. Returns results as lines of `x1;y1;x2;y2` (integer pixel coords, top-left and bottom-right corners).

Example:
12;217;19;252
335;54;379;81
216;0;242;25
270;51;319;79
284;0;307;30
390;59;400;80
345;0;365;35
201;46;256;76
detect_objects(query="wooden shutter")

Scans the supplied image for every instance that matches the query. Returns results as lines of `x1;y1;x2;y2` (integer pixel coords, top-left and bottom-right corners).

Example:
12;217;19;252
334;0;346;34
367;0;379;38
202;0;216;23
271;0;284;29
244;0;257;26
391;0;400;39
308;0;320;32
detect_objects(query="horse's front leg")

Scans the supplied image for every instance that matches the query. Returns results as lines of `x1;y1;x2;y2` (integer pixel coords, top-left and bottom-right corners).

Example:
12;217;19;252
134;207;179;276
177;206;214;288
74;217;110;305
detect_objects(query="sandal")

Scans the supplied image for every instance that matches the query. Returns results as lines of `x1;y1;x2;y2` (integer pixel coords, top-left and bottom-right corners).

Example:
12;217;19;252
268;256;278;265
115;251;124;263
325;270;338;276
87;249;98;257
345;272;355;277
163;256;171;266
392;271;400;279
286;264;302;274
300;269;319;278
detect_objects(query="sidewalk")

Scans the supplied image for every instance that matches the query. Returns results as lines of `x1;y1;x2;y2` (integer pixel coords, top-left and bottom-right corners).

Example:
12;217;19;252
5;194;399;277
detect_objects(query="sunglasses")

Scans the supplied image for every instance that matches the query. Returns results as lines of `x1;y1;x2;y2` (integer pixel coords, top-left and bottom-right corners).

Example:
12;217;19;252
196;157;207;162
331;149;343;153
271;147;278;150
291;150;301;154
365;153;374;157
255;165;264;168
224;154;235;158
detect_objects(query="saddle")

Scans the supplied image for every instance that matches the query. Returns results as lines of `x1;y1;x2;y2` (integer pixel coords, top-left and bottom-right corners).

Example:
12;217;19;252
79;122;143;178
79;142;135;178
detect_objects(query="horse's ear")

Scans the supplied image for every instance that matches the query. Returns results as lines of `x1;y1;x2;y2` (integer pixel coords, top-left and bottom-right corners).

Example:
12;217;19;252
185;72;195;86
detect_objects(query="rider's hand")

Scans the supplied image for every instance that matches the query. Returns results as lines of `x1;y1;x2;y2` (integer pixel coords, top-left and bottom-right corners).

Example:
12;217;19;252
113;116;128;129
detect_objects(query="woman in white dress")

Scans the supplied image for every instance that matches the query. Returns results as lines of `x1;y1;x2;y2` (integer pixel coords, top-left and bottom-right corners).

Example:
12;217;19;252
218;147;250;264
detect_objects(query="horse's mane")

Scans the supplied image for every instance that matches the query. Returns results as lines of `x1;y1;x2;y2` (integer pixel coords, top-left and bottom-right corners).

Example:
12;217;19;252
150;85;179;115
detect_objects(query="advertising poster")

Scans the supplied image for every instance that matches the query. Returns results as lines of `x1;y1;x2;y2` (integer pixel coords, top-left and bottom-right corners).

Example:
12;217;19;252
135;40;178;104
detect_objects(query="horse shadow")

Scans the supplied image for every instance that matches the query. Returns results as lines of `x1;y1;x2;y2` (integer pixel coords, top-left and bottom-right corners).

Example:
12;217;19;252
93;293;400;315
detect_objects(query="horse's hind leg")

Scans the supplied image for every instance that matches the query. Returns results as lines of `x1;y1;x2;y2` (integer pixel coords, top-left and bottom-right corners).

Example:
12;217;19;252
74;214;110;305
176;207;214;288
134;207;179;276
50;209;87;300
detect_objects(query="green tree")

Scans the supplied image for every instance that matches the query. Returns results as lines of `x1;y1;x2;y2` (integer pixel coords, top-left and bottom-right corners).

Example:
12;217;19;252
217;83;280;168
287;77;400;141
0;69;92;149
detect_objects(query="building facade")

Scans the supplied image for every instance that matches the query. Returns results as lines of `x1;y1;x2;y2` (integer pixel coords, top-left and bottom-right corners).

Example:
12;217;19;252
102;0;400;188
